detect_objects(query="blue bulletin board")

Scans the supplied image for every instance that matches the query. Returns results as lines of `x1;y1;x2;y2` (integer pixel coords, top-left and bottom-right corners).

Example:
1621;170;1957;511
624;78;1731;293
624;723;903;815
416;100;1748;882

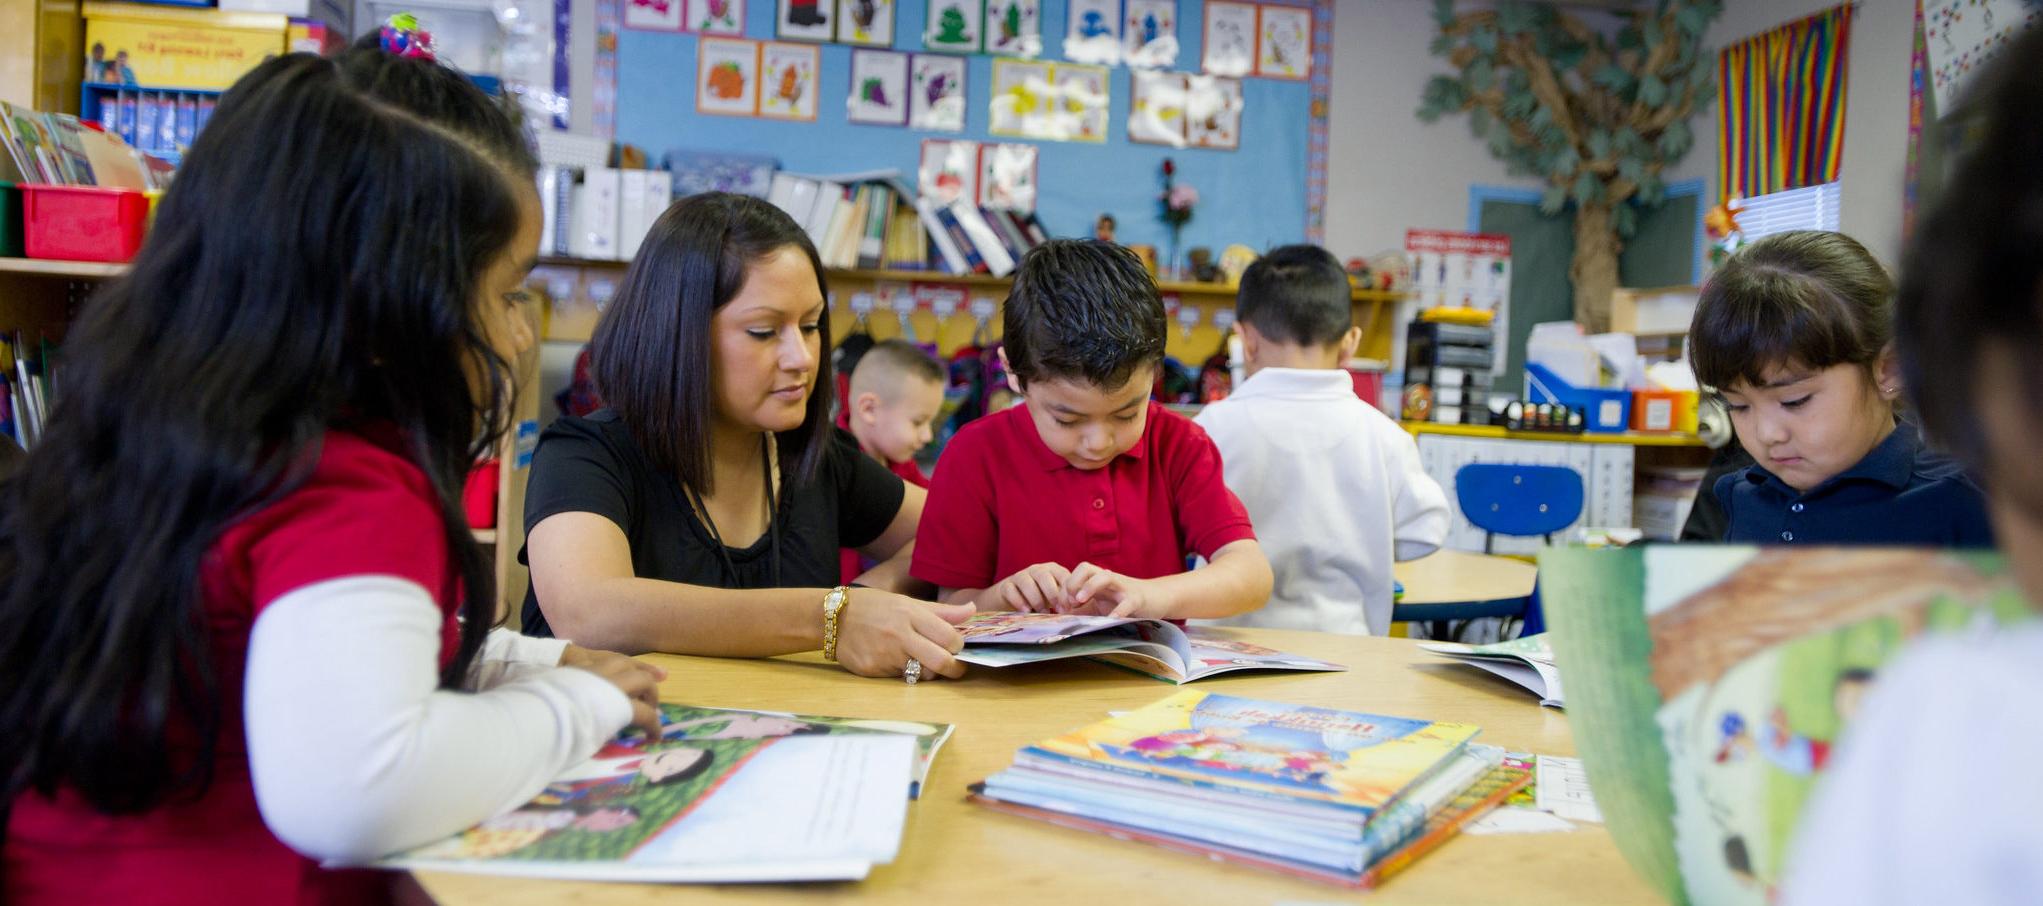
610;0;1325;254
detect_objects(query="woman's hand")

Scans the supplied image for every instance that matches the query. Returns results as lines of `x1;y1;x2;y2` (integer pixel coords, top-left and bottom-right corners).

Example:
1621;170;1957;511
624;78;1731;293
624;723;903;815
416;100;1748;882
560;645;666;735
834;590;973;680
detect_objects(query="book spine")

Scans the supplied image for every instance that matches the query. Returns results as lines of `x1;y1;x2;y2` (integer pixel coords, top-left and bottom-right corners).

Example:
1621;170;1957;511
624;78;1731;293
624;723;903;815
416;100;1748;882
176;94;197;148
931;205;987;275
195;96;216;136
916;197;968;275
857;185;891;270
135;92;158;153
117;91;137;147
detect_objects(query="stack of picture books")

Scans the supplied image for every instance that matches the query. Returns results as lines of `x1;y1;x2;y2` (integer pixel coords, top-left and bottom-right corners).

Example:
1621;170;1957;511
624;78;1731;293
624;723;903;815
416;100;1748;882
969;690;1530;888
955;611;1346;683
2;100;162;191
379;704;955;883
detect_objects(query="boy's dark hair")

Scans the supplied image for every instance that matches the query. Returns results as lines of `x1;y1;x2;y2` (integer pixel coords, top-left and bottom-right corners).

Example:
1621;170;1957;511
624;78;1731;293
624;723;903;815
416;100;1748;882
592;192;833;494
853;338;945;395
1236;244;1354;347
1004;239;1165;389
1689;230;1893;394
1898;25;2043;471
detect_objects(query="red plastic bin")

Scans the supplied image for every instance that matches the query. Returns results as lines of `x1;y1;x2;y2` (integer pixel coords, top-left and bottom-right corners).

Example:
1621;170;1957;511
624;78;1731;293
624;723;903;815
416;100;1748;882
22;185;150;263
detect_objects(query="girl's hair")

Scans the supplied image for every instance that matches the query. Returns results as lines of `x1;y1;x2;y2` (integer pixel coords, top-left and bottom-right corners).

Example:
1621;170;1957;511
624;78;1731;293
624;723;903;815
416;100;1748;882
0;51;533;815
590;192;834;494
1689;230;1894;393
1898;24;2043;471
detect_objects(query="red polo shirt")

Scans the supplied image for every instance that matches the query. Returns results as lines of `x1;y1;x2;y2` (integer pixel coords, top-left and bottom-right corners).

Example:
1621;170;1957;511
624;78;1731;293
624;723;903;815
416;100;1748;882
912;401;1255;590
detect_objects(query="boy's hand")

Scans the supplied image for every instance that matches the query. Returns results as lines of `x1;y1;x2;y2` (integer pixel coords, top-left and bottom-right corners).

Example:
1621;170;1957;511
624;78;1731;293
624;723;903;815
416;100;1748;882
1062;562;1164;619
989;562;1074;612
560;645;667;737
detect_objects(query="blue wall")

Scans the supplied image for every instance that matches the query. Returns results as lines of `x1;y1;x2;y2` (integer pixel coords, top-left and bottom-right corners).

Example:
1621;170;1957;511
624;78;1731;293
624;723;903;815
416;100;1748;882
615;0;1311;253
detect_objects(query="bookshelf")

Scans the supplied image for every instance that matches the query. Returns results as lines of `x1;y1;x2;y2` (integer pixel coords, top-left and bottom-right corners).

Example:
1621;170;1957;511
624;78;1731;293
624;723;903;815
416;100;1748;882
533;258;1408;365
0;257;542;623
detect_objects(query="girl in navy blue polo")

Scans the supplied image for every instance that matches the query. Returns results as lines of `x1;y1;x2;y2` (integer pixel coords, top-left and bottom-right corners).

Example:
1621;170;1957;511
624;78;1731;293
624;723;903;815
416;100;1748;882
1686;230;1992;547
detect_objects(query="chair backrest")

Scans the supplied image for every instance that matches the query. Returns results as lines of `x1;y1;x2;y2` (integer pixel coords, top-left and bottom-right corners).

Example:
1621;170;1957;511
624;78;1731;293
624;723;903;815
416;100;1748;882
1454;463;1585;540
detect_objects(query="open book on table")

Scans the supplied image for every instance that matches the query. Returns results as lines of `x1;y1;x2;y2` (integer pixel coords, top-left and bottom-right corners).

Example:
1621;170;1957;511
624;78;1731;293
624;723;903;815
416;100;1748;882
377;703;953;883
1417;633;1563;708
954;612;1346;683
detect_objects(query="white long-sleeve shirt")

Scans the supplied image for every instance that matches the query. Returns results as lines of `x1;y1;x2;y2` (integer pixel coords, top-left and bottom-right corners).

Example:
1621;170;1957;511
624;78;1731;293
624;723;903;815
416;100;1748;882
1195;367;1449;636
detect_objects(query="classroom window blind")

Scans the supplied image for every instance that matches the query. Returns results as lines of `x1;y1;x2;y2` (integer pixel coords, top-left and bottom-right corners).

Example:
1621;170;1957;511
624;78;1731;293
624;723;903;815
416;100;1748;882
1735;182;1841;241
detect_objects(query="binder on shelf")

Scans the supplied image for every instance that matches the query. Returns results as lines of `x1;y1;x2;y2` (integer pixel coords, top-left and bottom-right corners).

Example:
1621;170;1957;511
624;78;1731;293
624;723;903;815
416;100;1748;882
946;200;1014;276
917;196;969;275
618;168;649;260
856;184;893;271
570;167;622;261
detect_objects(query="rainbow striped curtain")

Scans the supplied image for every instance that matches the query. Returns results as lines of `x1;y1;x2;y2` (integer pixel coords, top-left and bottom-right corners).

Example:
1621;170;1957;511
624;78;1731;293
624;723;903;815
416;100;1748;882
1717;5;1854;201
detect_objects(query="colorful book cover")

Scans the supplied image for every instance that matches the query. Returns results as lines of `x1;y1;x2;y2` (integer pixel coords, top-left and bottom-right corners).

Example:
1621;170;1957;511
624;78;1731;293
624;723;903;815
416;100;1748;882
1359;753;1532;888
1541;546;2031;906
957;612;1344;682
1031;691;1480;812
378;703;932;882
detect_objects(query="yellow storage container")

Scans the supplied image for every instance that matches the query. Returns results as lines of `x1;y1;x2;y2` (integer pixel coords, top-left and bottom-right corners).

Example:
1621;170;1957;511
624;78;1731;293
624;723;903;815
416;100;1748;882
84;2;287;90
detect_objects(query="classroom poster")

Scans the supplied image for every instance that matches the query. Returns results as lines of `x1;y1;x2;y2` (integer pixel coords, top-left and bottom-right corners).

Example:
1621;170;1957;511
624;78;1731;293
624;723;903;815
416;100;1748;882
983;0;1043;57
1128;70;1187;146
909;53;968;131
1405;229;1512;374
1922;0;2037;113
1063;0;1122;65
918;138;979;206
987;58;1054;137
1122;0;1179;69
777;0;835;41
759;42;820;120
690;0;745;34
1185;75;1242;149
924;0;983;52
1201;0;1256;77
696;38;760;117
836;0;896;46
847;49;911;125
623;0;684;31
1053;63;1110;143
978;142;1037;210
1255;5;1310;80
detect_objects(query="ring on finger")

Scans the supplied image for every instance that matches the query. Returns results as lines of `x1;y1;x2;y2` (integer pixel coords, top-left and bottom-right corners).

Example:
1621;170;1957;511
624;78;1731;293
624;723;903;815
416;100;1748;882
904;658;923;685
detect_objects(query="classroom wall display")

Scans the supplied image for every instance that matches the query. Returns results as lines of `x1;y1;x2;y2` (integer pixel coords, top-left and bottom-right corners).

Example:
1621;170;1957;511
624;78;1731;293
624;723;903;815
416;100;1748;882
1185;74;1242;149
988;58;1053;137
1254;4;1309;80
847;49;911;125
1053;63;1110;143
690;0;745;34
759;42;820;120
696;37;761;116
983;0;1043;57
909;53;968;131
1063;0;1122;65
1122;0;1179;69
778;0;835;41
988;60;1106;143
1923;0;2037;114
919;138;979;206
623;0;684;31
836;0;897;46
1129;69;1188;146
1201;0;1256;77
979;142;1038;210
924;0;983;52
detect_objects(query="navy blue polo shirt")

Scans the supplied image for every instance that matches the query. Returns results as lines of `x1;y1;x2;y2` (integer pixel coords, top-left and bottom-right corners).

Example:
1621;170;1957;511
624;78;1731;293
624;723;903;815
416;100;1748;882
1716;423;1995;547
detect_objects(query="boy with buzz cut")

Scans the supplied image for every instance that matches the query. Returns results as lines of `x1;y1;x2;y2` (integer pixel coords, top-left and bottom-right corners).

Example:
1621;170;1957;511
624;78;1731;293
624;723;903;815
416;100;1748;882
912;239;1273;620
1195;244;1448;637
840;339;946;583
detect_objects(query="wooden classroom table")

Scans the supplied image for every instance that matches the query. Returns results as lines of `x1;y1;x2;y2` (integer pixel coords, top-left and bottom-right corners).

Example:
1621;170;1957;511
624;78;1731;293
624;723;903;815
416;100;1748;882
1393;549;1540;607
415;631;1655;905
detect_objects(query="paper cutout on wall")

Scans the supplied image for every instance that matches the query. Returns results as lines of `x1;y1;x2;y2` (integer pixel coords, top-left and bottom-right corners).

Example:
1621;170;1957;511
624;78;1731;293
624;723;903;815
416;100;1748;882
760;42;819;120
847;48;911;125
1185;74;1242;149
910;53;968;131
984;0;1043;57
1923;0;2037;114
1201;0;1256;77
924;0;984;52
988;60;1106;143
836;0;896;46
690;0;744;35
696;37;761;116
978;142;1037;211
1054;63;1109;143
1122;0;1178;69
919;139;979;206
1129;69;1187;146
1063;0;1121;65
1255;5;1310;80
623;0;683;31
777;0;834;41
988;59;1053;136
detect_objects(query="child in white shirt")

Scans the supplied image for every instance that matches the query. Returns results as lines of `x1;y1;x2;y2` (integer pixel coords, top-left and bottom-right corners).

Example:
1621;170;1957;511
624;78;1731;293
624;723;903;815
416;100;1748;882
1195;245;1448;636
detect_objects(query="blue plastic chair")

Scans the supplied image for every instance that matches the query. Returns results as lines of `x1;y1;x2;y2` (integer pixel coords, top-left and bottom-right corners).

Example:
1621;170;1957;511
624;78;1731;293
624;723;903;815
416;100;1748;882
1392;464;1583;636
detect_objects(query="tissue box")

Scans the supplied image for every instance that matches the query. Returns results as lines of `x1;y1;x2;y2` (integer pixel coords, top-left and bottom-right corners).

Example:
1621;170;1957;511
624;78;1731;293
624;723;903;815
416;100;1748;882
1526;363;1630;433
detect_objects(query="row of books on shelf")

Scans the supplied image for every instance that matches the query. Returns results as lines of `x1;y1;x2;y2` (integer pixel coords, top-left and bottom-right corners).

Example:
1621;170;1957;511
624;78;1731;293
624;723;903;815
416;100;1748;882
765;170;1049;278
1;333;54;450
2;101;171;192
93;89;216;160
536;165;674;263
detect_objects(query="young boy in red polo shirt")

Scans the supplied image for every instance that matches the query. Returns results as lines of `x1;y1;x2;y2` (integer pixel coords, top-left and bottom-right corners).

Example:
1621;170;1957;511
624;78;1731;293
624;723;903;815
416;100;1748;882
912;239;1273;619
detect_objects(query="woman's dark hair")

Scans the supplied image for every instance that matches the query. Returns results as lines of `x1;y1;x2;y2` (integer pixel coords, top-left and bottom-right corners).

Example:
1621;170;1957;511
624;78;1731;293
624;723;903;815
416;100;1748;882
0;51;533;815
1897;25;2043;471
1237;244;1354;347
1004;239;1166;389
590;192;834;494
1689;230;1893;394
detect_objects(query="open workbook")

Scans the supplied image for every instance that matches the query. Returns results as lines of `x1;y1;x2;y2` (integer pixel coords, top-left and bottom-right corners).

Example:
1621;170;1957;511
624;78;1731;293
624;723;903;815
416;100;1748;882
955;612;1345;683
377;704;953;883
1417;634;1563;708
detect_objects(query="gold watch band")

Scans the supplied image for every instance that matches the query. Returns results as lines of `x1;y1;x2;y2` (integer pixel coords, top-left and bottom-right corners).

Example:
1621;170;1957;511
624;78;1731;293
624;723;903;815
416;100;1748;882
821;586;850;661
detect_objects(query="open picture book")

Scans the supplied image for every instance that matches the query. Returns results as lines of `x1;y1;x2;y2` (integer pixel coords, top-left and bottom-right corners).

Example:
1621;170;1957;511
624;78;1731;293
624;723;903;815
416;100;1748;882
377;704;954;883
1417;633;1563;708
1540;546;2029;905
954;612;1345;683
